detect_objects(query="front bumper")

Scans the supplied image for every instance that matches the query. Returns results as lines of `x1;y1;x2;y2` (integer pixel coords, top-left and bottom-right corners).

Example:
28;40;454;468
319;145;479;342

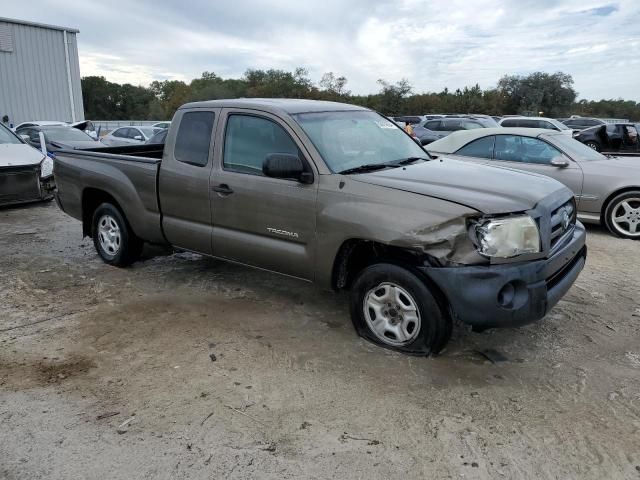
0;166;54;207
421;222;587;329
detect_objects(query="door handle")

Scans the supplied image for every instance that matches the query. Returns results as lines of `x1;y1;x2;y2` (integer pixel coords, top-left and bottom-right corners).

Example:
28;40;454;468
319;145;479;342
212;184;234;195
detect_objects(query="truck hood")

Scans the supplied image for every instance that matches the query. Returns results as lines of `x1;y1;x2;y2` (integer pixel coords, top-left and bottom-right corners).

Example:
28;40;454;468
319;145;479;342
352;157;566;214
0;143;45;168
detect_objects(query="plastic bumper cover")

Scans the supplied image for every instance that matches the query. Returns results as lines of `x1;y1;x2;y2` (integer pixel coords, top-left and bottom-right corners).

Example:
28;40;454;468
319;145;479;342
421;222;587;329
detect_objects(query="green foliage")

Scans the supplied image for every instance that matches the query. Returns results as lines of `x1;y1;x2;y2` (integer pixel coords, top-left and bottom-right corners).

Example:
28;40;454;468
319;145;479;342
81;70;640;121
497;72;577;117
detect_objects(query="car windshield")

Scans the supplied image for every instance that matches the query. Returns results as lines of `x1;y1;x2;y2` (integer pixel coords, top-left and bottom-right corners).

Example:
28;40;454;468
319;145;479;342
546;133;606;161
550;119;571;130
139;127;161;138
44;127;94;142
0;124;22;144
292;111;429;172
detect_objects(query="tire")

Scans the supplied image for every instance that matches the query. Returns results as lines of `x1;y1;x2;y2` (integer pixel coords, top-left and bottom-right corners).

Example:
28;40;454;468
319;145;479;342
584;141;600;152
603;191;640;240
349;263;452;356
91;203;144;266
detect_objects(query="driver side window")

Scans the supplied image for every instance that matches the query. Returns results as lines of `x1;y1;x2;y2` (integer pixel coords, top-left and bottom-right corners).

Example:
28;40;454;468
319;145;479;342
494;135;563;164
223;114;299;176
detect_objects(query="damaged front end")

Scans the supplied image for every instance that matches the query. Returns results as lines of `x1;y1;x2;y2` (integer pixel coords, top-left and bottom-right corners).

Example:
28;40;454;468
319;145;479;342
399;197;586;330
390;215;486;267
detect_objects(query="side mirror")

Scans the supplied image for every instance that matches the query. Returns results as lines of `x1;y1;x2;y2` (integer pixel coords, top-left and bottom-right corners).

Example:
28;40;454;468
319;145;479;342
134;135;143;141
550;157;570;168
20;134;30;142
263;153;313;184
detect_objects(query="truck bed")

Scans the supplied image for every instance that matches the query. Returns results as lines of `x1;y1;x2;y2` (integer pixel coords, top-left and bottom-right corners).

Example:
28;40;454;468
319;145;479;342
53;146;165;244
77;143;165;159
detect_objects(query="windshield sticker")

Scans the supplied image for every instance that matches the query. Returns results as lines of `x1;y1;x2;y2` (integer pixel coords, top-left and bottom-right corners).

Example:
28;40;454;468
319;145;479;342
375;120;397;129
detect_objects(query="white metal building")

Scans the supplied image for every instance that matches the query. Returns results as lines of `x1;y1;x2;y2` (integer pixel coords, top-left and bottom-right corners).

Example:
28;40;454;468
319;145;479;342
0;17;84;126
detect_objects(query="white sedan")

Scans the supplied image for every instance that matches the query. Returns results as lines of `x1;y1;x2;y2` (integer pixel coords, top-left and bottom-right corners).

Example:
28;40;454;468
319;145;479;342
101;126;162;147
0;123;54;207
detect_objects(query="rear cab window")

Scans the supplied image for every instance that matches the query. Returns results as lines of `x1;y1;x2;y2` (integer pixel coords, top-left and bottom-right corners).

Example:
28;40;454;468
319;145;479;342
174;111;215;167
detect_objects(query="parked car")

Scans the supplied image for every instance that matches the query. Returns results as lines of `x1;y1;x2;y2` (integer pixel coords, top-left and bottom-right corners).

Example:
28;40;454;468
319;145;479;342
414;116;499;145
146;129;168;144
499;116;573;136
16;125;101;152
152;121;171;129
71;120;99;139
101;126;162;147
13;120;66;131
561;117;606;131
392;116;423;125
573;123;639;153
427;127;640;239
54;99;585;355
0;123;54;207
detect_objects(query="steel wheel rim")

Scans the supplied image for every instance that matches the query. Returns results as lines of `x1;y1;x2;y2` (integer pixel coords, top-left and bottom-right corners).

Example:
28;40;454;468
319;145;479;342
363;282;421;346
610;197;640;237
97;214;121;256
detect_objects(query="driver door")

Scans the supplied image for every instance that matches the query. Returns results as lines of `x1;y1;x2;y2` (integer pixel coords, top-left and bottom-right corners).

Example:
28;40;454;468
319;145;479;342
489;134;585;206
210;109;318;280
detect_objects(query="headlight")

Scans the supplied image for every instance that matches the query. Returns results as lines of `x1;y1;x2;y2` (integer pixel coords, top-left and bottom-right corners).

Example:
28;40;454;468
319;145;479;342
474;215;540;258
40;156;54;178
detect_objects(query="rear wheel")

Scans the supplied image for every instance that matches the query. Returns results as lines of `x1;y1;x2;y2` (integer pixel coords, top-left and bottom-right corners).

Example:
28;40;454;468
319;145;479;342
604;191;640;239
349;263;451;356
92;203;144;266
585;140;600;152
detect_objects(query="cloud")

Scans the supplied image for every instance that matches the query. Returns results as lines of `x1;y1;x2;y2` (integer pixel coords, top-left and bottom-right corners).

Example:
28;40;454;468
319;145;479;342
2;0;639;100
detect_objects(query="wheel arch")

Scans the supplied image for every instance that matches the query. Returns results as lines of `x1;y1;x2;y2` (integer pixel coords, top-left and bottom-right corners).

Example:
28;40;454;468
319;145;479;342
600;186;640;223
330;238;451;311
81;188;126;237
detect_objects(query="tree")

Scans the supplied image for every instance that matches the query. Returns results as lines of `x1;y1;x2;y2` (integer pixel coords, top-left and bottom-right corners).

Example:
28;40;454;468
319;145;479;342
497;72;577;117
375;79;413;114
244;67;317;98
149;80;190;118
82;69;639;121
319;72;350;99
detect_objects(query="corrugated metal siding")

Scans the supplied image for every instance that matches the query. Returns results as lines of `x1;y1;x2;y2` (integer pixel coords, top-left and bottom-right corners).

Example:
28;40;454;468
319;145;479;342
0;20;84;125
0;23;14;52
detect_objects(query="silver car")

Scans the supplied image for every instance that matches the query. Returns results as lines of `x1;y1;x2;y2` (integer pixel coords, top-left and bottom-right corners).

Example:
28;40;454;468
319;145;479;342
499;116;574;136
101;126;161;147
426;127;640;239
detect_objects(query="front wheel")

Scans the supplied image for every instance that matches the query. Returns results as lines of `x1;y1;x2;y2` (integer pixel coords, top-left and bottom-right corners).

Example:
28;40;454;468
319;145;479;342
92;203;144;266
604;191;640;239
349;263;451;356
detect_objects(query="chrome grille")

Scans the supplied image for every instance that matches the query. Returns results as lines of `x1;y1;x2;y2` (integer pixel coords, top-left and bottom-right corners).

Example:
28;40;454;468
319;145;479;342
550;199;576;249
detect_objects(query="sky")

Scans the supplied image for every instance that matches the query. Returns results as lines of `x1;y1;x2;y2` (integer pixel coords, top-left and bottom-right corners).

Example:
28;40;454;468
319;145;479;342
3;0;640;100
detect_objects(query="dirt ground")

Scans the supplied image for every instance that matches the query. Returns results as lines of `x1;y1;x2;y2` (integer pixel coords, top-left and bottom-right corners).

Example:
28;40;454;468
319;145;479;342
1;202;639;480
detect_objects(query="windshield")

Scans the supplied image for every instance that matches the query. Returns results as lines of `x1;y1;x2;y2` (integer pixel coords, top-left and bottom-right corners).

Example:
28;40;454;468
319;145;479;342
550;119;571;131
546;133;606;161
292;111;428;172
0;124;23;145
139;127;161;138
44;127;94;142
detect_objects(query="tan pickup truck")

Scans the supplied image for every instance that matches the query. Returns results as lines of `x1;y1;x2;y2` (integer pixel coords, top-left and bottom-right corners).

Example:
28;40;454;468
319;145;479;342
53;99;586;355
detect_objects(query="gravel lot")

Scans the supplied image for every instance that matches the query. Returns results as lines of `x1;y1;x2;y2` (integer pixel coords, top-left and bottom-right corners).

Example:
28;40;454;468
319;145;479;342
1;202;639;479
